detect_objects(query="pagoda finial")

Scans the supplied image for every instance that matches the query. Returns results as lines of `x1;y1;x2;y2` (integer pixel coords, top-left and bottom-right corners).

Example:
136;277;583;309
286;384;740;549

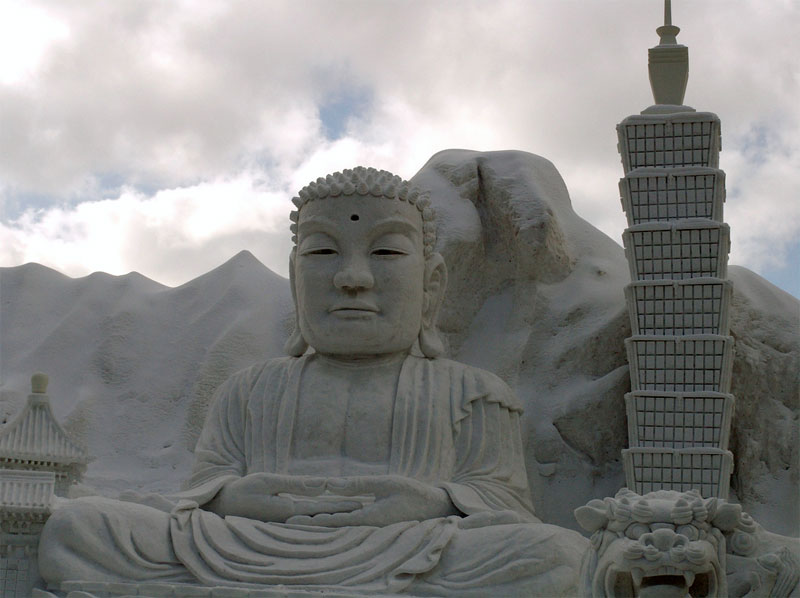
646;0;690;109
656;0;680;46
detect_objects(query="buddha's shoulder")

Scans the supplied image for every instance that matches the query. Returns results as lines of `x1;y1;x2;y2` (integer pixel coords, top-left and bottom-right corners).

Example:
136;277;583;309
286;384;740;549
416;357;523;414
415;356;517;397
219;356;301;390
420;356;497;378
221;355;516;397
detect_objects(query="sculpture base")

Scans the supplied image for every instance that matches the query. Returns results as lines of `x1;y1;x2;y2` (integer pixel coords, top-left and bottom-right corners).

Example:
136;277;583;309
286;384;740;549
36;583;408;598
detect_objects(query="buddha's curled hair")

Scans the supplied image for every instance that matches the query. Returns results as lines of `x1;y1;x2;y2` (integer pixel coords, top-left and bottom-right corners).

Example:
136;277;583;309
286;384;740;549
290;166;437;257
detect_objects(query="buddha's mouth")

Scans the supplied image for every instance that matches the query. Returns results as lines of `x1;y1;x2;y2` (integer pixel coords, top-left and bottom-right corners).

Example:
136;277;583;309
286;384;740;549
330;303;379;316
332;310;377;319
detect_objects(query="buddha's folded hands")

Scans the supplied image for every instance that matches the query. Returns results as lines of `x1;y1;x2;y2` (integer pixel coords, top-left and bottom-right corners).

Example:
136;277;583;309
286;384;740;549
205;472;362;522
286;474;460;527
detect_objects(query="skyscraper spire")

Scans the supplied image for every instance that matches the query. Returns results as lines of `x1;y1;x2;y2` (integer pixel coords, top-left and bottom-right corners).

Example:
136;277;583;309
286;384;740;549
647;0;691;112
656;0;680;46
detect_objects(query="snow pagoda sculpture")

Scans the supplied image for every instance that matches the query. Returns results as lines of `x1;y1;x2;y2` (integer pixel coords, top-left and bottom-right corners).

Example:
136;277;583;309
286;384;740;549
0;373;88;598
618;0;734;501
575;3;799;597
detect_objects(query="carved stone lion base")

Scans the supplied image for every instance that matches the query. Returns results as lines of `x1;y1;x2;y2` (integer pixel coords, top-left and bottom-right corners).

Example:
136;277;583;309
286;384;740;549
575;488;800;598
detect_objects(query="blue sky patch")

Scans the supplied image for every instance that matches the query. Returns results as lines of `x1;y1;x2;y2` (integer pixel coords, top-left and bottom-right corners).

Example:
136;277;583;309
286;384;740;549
0;173;167;222
319;86;373;141
760;239;800;299
739;124;772;168
1;190;57;221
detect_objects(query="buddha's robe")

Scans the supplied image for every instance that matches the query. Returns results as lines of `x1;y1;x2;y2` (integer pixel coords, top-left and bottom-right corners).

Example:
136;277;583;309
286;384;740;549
39;354;587;596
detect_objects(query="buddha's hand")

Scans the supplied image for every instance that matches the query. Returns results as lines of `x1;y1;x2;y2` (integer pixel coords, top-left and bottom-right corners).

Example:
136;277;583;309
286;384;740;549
286;475;459;527
206;473;362;523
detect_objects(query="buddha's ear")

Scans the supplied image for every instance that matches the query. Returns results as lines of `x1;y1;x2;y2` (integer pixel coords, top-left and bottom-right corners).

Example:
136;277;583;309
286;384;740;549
419;252;447;358
284;248;309;357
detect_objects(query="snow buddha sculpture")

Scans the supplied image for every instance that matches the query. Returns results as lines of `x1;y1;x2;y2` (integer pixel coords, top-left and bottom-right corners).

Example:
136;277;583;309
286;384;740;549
38;167;588;596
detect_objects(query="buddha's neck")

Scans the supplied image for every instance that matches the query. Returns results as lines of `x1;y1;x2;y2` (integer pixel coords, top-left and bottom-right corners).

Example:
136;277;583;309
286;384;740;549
314;350;408;369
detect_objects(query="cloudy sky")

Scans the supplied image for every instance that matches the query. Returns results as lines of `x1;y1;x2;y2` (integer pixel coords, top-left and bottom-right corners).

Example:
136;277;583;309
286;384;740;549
0;0;797;297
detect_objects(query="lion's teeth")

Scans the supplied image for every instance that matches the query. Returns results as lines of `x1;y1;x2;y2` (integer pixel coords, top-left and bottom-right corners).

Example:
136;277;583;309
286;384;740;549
684;571;695;587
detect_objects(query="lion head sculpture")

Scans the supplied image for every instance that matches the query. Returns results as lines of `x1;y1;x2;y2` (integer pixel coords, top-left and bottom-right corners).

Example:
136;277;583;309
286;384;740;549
574;488;748;597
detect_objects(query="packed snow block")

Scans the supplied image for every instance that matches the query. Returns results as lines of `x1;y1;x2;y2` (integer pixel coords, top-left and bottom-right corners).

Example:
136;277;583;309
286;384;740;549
623;221;730;281
625;390;735;449
617;112;721;173
623;447;734;498
625;334;734;393
619;166;726;225
625;279;733;336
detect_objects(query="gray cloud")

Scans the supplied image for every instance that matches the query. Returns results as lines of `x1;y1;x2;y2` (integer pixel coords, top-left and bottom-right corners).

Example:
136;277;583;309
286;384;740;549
0;0;797;293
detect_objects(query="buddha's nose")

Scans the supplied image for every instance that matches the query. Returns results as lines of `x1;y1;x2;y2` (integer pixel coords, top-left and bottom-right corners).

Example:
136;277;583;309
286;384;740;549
333;257;374;291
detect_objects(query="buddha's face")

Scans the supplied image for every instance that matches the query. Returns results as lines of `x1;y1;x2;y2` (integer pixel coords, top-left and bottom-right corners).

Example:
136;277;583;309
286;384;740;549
294;195;428;357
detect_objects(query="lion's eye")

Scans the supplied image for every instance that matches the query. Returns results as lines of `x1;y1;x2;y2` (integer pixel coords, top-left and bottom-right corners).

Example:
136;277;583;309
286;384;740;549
625;523;649;540
676;525;699;541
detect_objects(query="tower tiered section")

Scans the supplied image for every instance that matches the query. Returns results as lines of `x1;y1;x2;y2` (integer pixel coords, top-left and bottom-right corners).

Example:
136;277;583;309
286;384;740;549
618;1;735;499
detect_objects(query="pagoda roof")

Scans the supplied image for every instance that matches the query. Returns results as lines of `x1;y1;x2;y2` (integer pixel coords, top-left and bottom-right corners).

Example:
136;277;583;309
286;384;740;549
0;469;54;514
0;394;89;466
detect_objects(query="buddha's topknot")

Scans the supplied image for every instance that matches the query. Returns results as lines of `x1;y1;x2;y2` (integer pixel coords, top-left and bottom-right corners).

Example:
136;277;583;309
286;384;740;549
290;166;437;257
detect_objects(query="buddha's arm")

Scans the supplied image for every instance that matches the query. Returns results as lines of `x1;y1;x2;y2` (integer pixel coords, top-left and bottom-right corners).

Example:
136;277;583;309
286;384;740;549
441;392;539;522
184;364;361;522
183;371;250;504
282;413;537;527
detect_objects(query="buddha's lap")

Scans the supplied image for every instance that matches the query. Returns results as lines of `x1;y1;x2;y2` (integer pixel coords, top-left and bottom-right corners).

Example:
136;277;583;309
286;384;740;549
39;495;588;587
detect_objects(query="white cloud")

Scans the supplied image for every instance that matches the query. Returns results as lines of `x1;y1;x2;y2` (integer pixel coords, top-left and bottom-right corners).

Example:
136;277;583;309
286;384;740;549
0;175;294;285
0;0;69;85
0;0;797;293
724;125;800;271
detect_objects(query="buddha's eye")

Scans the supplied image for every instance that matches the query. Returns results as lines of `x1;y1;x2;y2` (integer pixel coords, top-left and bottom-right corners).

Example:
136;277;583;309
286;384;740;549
372;248;407;257
304;248;337;256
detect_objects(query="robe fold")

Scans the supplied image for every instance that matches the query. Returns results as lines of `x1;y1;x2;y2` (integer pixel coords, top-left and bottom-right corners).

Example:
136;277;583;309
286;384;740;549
169;354;540;591
181;354;536;518
39;354;588;596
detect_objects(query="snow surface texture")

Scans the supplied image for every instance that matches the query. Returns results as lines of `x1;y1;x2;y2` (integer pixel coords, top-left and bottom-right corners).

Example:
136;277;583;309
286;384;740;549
0;150;797;535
